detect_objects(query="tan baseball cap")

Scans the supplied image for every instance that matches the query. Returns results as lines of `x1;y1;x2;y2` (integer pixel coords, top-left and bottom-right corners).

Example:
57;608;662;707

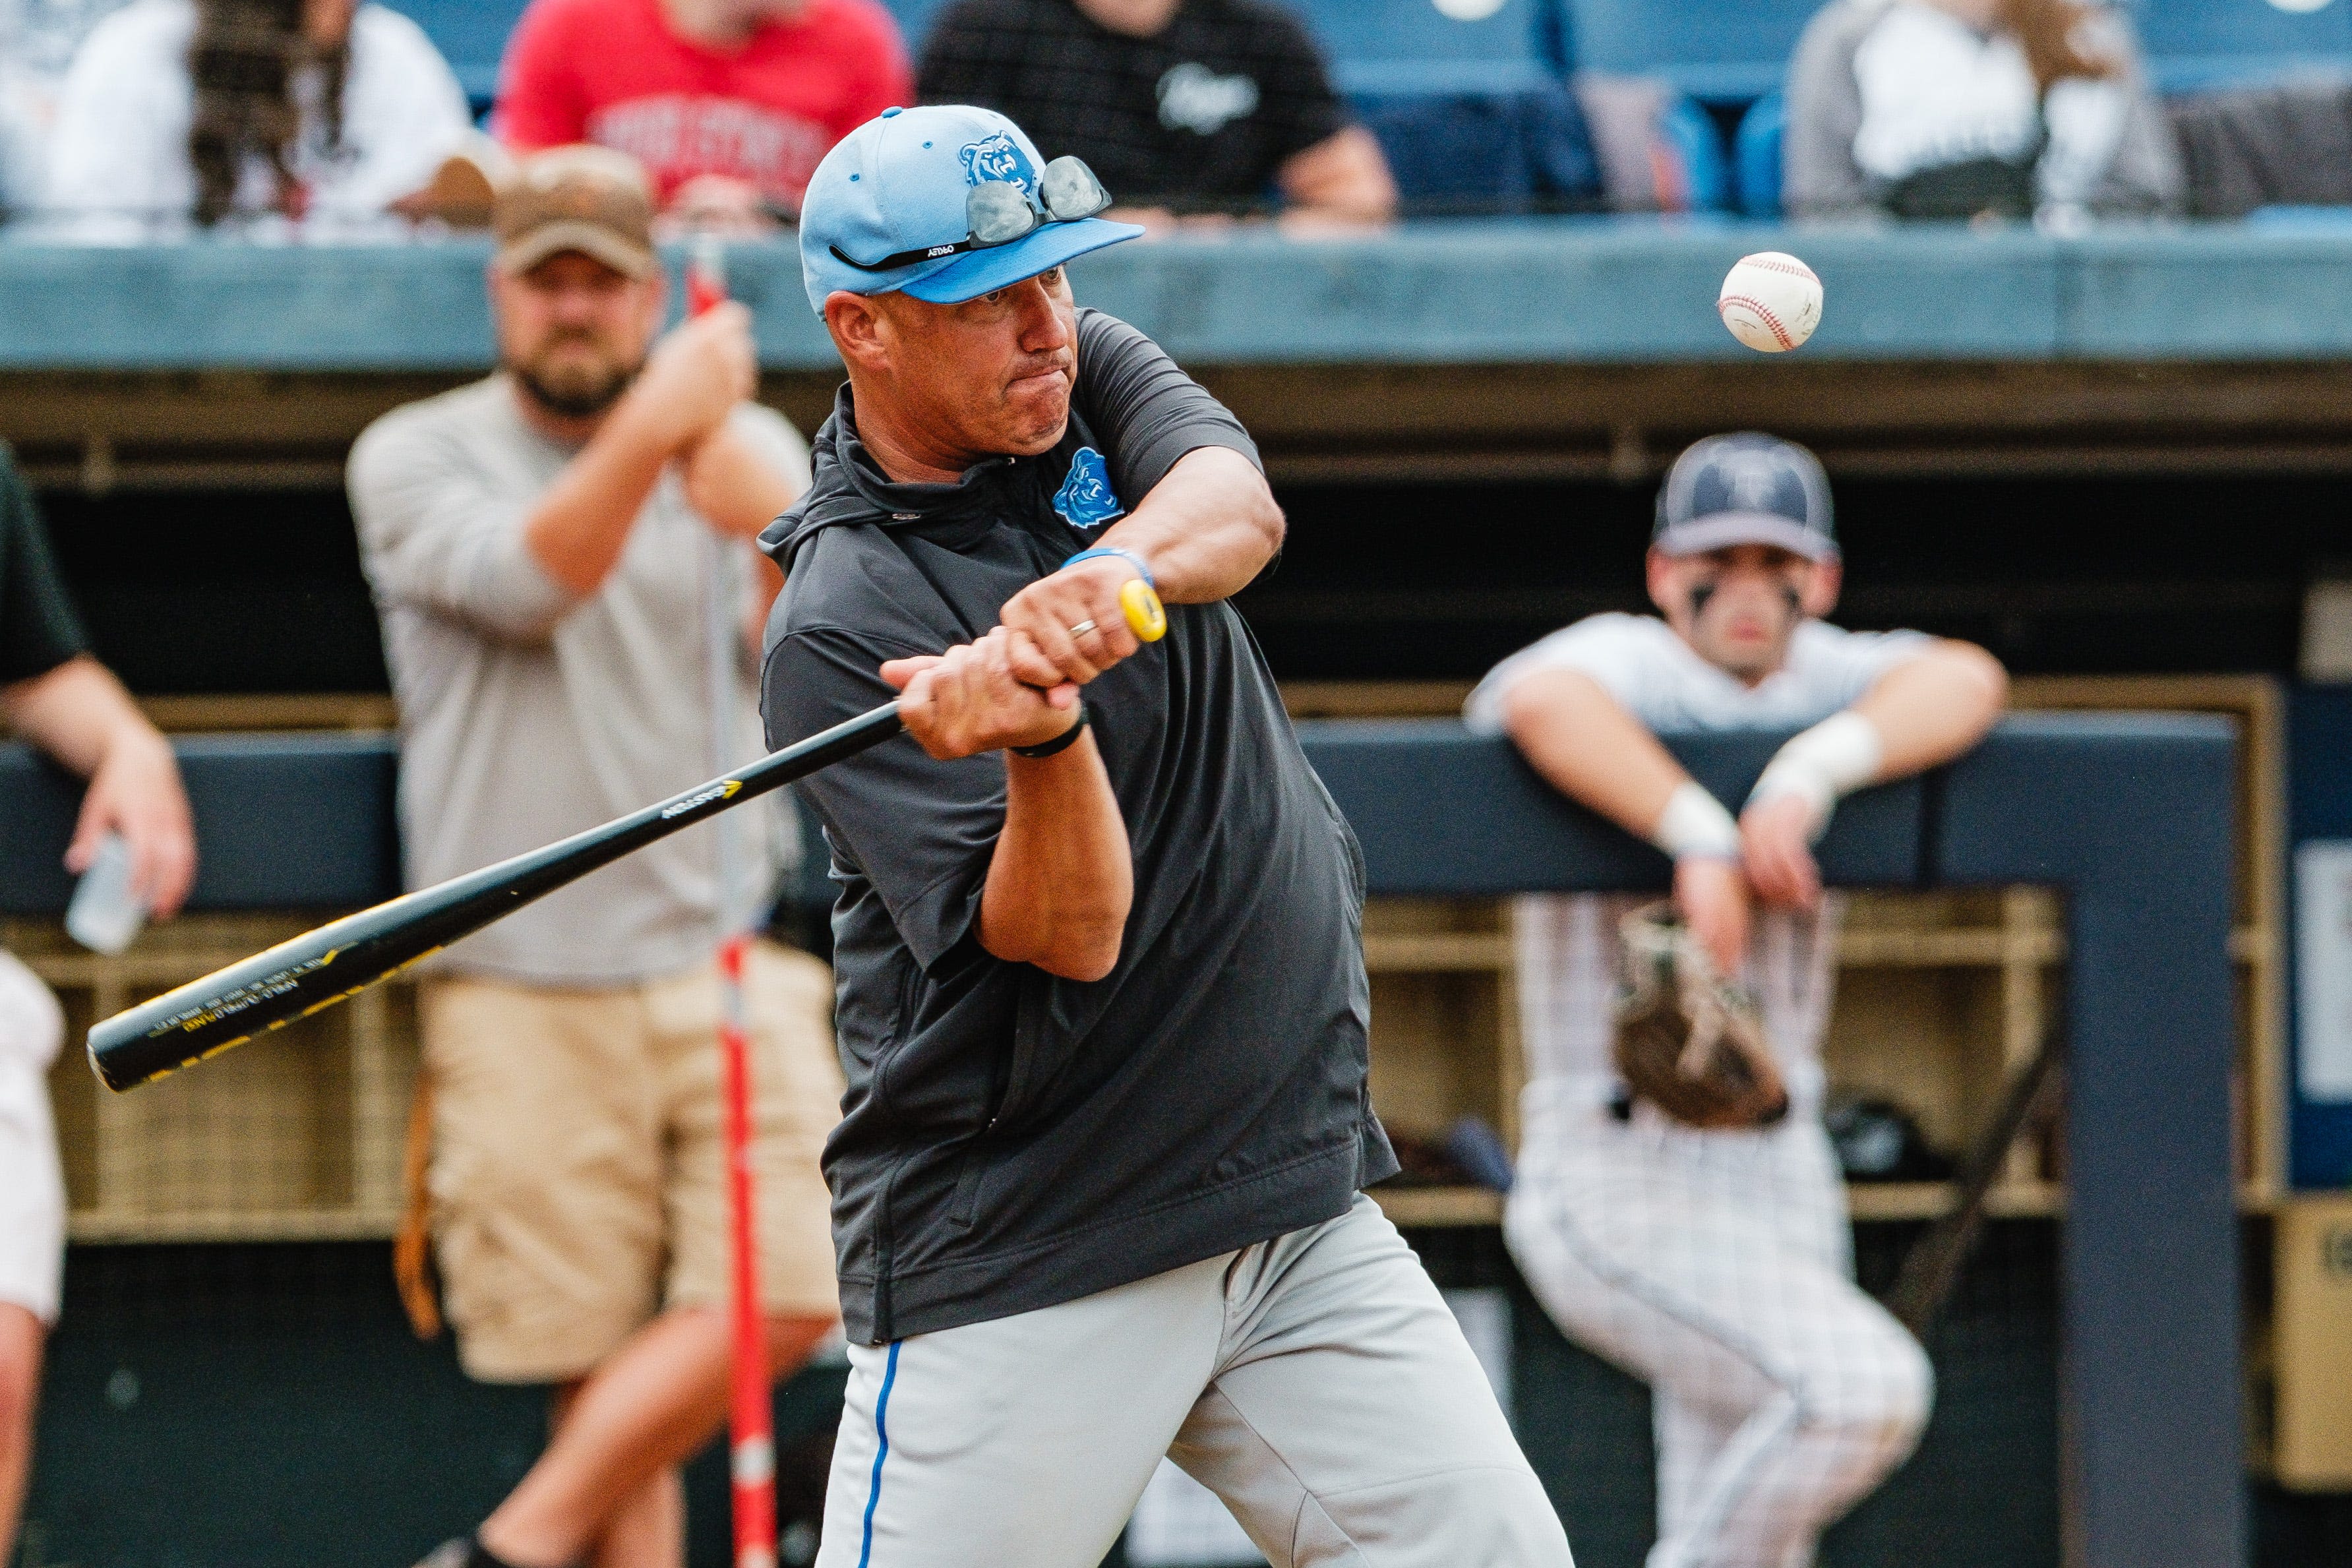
493;144;657;279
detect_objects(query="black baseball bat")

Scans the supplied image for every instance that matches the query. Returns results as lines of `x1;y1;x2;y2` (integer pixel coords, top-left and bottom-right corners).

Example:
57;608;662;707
86;702;906;1092
88;580;1169;1093
1886;1031;2065;1337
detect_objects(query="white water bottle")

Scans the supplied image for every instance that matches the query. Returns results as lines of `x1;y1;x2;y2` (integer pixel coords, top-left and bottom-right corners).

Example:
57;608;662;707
65;832;146;955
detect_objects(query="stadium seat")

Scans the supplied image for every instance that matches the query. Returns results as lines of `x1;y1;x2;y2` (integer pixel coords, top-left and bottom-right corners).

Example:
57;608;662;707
1569;74;1734;212
893;0;1611;215
887;0;1562;92
1560;0;1816;101
2130;0;2352;90
1659;92;1734;212
378;0;529;106
1292;2;1607;214
881;0;957;55
1355;84;1601;213
1282;0;1558;96
1734;90;1785;218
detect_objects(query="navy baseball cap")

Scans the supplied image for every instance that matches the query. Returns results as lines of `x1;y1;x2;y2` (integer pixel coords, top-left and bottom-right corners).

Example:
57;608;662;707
1652;433;1838;561
798;105;1145;317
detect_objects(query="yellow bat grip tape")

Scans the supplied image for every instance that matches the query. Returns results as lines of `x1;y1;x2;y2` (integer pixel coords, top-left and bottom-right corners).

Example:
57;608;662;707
1120;578;1168;642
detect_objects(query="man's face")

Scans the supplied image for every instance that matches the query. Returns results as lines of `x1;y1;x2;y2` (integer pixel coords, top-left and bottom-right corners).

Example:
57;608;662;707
302;0;356;45
853;268;1081;462
1070;0;1182;37
1648;543;1840;682
491;251;663;421
710;0;808;32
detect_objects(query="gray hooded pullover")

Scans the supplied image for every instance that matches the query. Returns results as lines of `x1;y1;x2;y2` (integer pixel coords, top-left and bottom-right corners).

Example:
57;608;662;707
758;308;1395;1345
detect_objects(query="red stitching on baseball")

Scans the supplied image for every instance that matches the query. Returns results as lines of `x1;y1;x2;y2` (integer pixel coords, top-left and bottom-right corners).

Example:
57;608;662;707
1719;293;1793;349
1743;255;1819;283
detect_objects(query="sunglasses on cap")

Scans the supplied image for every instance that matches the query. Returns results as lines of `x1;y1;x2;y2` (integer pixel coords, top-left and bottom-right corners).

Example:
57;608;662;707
829;156;1113;273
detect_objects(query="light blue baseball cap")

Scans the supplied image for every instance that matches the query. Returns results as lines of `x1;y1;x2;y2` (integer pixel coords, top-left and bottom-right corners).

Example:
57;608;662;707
799;104;1144;317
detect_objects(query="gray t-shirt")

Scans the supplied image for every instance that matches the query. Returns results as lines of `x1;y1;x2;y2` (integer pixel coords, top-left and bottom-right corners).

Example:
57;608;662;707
348;375;808;986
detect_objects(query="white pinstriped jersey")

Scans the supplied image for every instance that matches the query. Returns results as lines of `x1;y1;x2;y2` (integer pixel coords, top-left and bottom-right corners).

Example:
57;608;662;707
1464;613;1931;1093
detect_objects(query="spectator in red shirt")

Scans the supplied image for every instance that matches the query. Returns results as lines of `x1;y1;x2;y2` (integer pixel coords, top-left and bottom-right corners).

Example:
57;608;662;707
495;0;911;229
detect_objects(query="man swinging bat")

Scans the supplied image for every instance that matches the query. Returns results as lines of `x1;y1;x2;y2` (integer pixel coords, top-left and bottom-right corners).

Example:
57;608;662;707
760;105;1574;1568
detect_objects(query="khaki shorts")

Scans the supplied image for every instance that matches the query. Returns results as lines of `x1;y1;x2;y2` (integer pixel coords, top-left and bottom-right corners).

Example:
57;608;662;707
423;940;845;1383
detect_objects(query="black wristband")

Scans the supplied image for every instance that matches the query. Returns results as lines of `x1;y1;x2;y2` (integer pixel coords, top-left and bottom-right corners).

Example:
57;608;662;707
1010;704;1088;760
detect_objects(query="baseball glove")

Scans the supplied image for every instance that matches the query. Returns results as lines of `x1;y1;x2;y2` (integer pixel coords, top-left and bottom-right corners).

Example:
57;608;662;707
1612;903;1790;1130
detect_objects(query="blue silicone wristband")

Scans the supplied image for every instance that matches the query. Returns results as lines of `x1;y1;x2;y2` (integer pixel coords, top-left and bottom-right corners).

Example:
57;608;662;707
1062;546;1154;588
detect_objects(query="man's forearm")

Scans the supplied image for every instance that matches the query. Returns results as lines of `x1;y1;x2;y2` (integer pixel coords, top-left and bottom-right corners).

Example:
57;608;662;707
979;730;1133;981
1094;446;1282;604
1850;642;2008;778
522;404;675;595
683;420;805;541
0;656;152;776
1501;669;1693;842
1746;642;2008;847
1277;126;1398;224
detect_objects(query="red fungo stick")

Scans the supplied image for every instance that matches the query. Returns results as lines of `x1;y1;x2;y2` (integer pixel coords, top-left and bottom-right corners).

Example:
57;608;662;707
688;233;730;318
718;929;773;1568
689;233;777;1568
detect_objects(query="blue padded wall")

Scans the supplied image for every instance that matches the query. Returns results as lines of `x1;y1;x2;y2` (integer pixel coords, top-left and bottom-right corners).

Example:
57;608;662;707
0;737;402;916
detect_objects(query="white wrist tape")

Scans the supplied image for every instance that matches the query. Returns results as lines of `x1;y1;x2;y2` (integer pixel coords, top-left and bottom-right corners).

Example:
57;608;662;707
1652;781;1742;861
1748;711;1884;836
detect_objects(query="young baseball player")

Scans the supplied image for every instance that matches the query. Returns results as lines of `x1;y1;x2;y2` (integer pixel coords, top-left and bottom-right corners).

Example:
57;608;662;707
760;104;1573;1568
1468;433;2008;1568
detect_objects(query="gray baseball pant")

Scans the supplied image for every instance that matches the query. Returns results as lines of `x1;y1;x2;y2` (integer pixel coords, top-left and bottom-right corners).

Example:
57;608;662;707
816;1194;1574;1568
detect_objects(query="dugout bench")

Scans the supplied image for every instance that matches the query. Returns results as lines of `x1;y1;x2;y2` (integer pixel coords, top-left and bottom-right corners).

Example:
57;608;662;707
0;715;2241;1568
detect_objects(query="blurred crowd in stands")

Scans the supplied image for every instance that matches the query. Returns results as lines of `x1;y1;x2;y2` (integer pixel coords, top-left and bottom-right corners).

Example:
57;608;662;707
0;0;2349;235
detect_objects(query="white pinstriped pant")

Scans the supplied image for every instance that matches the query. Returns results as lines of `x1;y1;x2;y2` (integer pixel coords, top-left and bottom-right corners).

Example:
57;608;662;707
1505;1080;1931;1568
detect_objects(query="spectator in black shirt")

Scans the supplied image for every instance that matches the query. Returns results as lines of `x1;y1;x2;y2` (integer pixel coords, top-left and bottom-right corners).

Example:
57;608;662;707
0;446;193;1565
919;0;1395;229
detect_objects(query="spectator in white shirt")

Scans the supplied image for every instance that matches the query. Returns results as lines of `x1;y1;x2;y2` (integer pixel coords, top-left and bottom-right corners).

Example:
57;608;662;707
1785;0;2179;224
44;0;471;238
0;0;138;215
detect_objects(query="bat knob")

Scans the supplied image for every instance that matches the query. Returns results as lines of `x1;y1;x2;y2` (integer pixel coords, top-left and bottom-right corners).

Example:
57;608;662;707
1120;578;1167;643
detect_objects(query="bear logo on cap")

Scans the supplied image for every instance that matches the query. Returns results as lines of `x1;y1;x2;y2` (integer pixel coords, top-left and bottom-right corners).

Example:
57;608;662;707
961;131;1037;193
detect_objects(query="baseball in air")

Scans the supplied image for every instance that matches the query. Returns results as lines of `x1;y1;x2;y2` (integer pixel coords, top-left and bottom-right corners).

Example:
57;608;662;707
1718;252;1823;353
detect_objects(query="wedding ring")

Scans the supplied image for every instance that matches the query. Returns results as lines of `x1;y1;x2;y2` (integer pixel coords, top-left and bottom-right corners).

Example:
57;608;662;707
1068;618;1098;640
